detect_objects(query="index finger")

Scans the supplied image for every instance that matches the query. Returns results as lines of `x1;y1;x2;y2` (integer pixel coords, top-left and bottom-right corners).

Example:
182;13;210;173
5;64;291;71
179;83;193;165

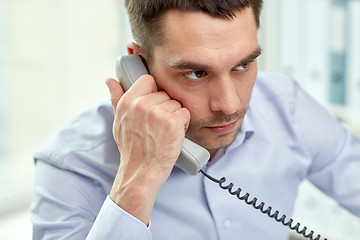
124;74;158;99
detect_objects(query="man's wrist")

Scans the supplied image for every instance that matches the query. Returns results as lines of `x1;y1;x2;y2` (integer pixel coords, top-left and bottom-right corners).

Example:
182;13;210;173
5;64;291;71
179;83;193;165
110;173;161;225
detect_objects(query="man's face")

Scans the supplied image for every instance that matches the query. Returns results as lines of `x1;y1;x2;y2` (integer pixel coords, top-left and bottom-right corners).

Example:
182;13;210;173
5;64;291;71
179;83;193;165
147;8;260;156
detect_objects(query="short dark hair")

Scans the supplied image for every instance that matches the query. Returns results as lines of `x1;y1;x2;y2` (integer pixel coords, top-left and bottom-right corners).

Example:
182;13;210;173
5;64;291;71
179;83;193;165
125;0;263;58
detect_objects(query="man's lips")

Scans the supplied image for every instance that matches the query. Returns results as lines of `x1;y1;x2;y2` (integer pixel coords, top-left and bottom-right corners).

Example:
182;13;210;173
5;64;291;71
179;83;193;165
205;120;238;135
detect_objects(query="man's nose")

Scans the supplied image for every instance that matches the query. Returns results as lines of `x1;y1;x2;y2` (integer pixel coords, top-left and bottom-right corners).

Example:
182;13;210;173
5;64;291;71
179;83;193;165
209;75;240;115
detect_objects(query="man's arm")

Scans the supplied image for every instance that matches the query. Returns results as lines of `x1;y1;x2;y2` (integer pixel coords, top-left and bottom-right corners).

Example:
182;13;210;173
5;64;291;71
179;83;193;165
105;76;190;225
32;160;152;239
294;83;360;216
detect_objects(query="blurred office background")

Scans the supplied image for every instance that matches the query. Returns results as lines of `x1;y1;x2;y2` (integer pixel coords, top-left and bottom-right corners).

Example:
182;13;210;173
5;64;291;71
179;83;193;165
0;0;359;239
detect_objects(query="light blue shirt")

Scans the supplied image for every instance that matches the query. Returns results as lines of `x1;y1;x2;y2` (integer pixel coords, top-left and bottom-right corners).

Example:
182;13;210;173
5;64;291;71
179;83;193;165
31;73;360;240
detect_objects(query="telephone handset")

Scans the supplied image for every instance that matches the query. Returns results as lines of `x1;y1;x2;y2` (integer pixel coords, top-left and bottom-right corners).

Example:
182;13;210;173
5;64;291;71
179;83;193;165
115;55;327;240
115;54;210;175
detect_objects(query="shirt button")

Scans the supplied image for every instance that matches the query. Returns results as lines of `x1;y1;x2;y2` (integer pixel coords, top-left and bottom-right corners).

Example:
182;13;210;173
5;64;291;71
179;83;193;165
223;219;231;229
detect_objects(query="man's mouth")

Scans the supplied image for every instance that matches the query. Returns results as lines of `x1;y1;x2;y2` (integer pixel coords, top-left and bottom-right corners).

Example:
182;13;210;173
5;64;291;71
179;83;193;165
205;120;238;135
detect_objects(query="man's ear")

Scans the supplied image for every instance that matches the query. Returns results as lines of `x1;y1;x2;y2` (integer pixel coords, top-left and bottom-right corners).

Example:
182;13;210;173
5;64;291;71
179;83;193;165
127;42;149;66
127;42;145;56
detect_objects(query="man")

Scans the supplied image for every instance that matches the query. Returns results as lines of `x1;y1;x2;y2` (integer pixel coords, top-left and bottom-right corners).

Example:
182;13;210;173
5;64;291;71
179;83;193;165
31;0;360;239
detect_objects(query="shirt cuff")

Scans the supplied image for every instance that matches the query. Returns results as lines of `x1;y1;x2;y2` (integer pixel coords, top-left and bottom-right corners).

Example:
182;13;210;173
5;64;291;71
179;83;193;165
86;195;152;240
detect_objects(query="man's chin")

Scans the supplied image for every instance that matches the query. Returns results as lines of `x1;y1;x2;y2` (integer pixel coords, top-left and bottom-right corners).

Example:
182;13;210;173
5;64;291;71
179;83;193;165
186;111;245;153
206;132;239;151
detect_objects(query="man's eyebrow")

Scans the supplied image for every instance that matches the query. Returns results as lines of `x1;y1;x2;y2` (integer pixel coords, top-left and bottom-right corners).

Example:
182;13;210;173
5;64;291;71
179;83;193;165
235;46;262;66
169;46;262;71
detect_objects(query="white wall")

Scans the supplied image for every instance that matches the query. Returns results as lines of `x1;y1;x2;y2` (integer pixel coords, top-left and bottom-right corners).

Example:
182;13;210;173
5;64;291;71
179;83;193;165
259;0;360;136
0;0;126;238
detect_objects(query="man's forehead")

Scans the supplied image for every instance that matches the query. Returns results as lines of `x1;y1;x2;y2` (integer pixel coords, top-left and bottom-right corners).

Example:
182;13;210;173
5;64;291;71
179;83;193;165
152;8;258;67
162;7;256;31
159;8;257;46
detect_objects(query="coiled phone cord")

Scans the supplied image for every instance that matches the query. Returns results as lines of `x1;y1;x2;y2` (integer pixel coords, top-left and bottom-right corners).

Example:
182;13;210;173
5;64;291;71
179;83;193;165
200;170;328;240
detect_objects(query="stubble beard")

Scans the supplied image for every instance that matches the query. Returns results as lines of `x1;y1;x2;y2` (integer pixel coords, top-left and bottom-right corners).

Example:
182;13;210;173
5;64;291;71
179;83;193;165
185;108;247;152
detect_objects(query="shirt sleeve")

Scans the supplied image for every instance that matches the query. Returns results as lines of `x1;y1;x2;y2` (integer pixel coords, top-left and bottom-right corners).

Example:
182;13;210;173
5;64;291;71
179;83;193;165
86;196;152;239
31;160;152;240
293;84;360;216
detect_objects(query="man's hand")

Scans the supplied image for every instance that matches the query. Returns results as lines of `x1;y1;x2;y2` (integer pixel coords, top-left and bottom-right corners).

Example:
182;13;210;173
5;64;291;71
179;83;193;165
105;75;190;225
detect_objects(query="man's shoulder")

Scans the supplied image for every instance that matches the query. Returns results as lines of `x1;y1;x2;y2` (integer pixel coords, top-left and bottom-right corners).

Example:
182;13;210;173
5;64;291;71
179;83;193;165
247;72;302;132
34;101;118;172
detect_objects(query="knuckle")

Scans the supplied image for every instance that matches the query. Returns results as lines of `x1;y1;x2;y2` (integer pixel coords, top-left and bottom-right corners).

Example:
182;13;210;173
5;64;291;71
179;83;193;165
158;90;170;98
133;97;149;113
148;106;163;122
118;97;131;111
170;99;182;108
139;74;158;91
148;108;176;130
164;115;178;131
181;107;190;118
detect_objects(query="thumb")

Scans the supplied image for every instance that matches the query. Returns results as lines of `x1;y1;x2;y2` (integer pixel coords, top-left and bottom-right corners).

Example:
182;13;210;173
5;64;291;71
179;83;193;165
105;78;124;113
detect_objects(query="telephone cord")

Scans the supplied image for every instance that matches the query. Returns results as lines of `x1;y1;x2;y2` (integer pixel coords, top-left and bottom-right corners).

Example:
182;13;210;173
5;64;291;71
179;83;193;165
200;170;328;240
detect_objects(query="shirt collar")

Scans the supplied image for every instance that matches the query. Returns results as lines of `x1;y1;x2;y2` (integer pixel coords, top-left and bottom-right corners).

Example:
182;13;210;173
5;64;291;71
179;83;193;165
227;109;255;151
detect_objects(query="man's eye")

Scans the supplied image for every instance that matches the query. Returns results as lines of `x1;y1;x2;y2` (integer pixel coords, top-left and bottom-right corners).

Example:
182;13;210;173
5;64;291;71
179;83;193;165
184;70;207;80
233;63;249;71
